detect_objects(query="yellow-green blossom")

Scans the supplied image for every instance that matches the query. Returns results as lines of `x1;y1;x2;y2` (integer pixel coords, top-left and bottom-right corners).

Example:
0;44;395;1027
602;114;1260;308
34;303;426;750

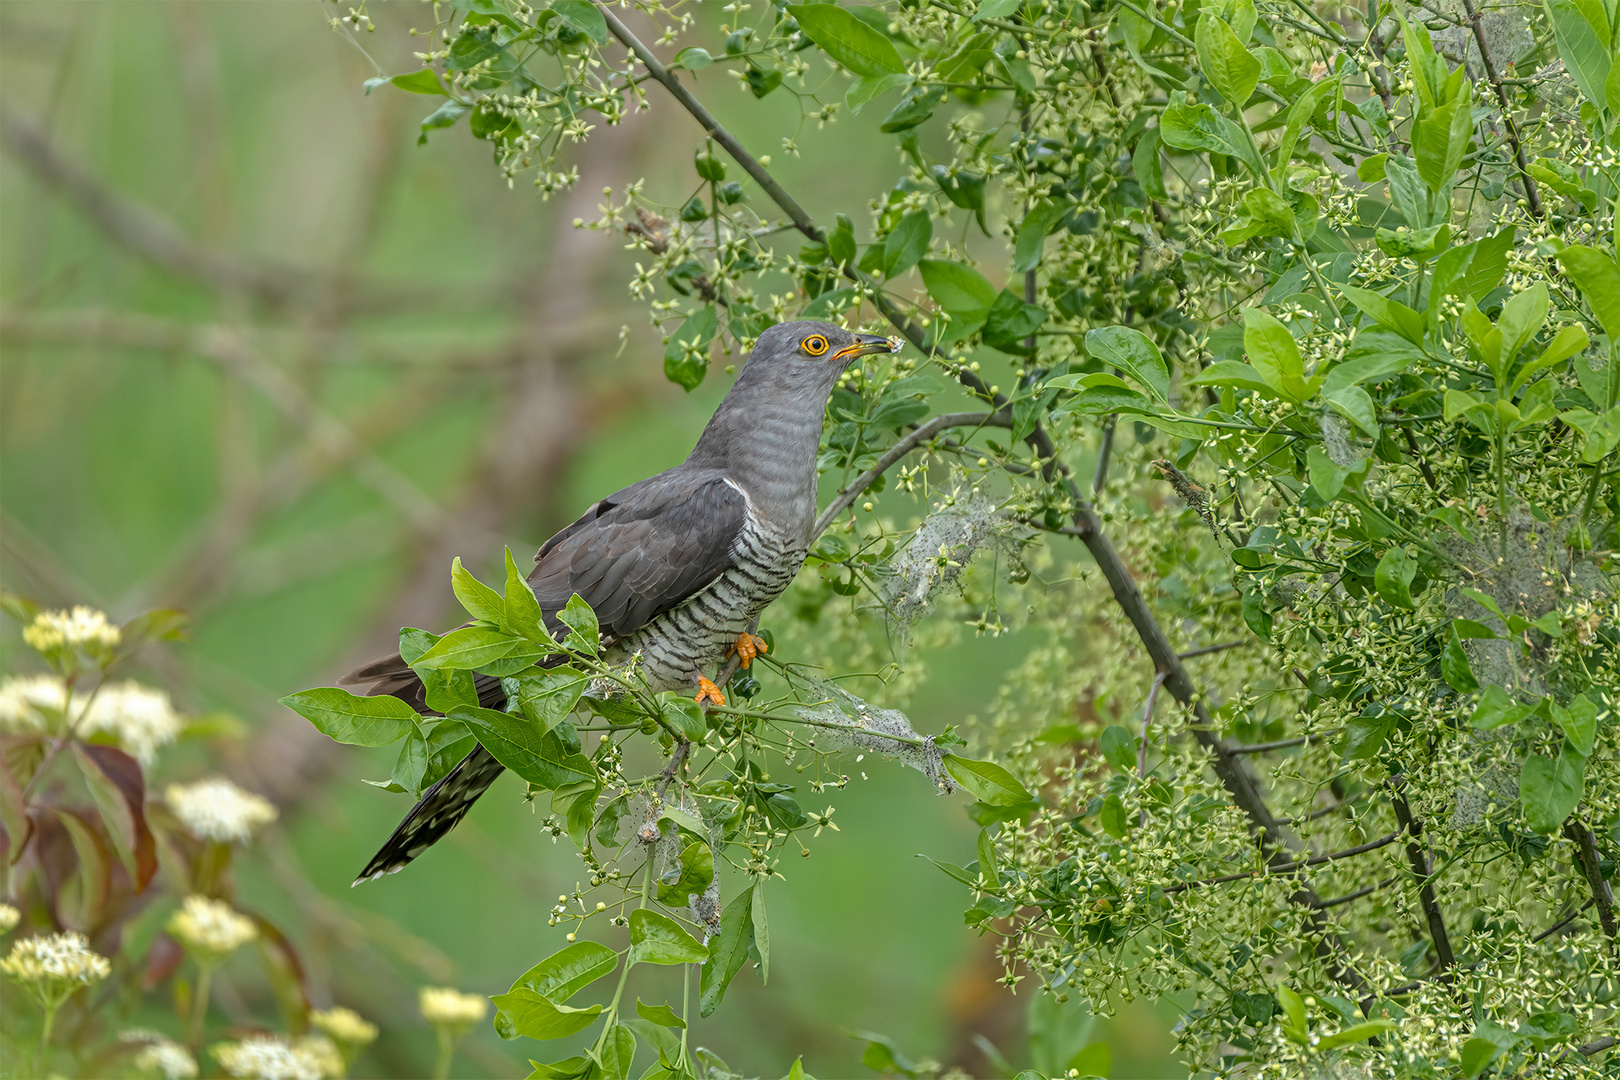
419;986;488;1027
310;1006;378;1048
167;896;257;959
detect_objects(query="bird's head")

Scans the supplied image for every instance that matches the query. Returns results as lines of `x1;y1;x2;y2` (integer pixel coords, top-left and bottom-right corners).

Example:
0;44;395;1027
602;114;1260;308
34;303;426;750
743;320;902;386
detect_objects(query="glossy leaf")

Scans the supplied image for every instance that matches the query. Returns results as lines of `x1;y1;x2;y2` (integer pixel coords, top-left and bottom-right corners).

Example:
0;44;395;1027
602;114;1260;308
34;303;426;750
786;4;906;77
627;908;708;966
279;688;418;747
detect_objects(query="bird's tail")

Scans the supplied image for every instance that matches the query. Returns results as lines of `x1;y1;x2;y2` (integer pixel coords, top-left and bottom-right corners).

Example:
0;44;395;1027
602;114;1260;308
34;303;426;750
343;649;510;885
352;743;507;885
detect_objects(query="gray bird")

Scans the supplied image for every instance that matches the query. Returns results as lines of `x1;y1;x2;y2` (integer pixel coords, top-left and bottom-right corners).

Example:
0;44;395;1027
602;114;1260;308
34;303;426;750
349;321;898;883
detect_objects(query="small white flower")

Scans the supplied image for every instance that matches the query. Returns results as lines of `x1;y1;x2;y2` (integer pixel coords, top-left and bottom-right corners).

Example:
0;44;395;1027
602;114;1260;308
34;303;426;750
166;778;278;843
293;1035;343;1078
0;903;18;932
213;1034;326;1080
24;606;121;656
0;673;76;735
419;986;489;1026
167;896;258;958
0;930;112;998
129;1036;199;1079
82;681;183;766
310;1005;378;1047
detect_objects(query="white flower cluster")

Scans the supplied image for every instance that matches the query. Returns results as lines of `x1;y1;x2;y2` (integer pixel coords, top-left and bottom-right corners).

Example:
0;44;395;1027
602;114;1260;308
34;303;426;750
24;606;121;656
213;1034;336;1080
310;1005;378;1047
0;673;73;735
123;1033;199;1079
82;681;183;765
165;778;277;843
419;985;488;1026
0;903;18;932
0;674;183;764
167;895;258;958
0;930;112;990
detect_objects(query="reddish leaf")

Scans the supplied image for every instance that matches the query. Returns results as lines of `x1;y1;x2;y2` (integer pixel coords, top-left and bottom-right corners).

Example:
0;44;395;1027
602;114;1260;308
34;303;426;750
52;808;113;928
72;743;156;892
0;741;33;863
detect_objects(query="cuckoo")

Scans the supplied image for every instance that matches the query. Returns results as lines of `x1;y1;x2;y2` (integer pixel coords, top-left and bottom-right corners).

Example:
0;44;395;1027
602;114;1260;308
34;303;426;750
348;321;899;884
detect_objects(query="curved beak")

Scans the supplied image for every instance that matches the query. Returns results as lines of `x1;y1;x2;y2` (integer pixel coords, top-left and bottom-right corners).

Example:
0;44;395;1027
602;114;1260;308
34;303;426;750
830;333;903;362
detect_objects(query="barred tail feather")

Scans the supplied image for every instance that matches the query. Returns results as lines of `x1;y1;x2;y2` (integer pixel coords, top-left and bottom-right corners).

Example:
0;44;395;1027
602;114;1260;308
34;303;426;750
352;745;506;886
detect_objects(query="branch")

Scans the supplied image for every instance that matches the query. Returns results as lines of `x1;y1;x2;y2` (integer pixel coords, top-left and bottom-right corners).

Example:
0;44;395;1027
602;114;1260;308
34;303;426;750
1459;0;1543;218
0;106;392;312
1533;899;1596;944
1390;793;1456;976
1163;832;1402;894
1563;819;1618;938
811;411;1005;537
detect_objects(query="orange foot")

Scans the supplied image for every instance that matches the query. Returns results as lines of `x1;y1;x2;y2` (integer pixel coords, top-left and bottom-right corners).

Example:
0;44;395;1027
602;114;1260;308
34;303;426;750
728;632;768;669
695;676;725;708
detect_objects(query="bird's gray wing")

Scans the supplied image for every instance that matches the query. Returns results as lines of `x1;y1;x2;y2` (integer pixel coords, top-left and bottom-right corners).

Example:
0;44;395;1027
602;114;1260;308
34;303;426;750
530;468;748;639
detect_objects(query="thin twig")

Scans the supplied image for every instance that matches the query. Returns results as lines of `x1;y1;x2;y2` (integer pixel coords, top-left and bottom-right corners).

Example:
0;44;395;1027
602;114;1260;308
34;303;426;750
1137;670;1167;778
1390;793;1456;976
1459;0;1543;218
811;411;1004;536
1093;417;1116;495
1164;833;1402;894
1178;640;1249;660
1563;820;1619;938
1533;899;1596;943
1315;877;1397;909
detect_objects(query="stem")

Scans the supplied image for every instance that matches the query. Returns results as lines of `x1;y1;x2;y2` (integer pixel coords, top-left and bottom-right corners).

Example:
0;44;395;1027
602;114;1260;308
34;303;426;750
35;995;62;1076
812;411;1004;536
1459;0;1543;218
433;1025;454;1080
679;953;692;1072
1563;820;1618;938
188;961;215;1046
1390;793;1456;977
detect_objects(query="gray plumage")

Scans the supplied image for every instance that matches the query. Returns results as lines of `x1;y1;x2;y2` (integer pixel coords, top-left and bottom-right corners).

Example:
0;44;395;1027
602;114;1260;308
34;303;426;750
348;321;896;884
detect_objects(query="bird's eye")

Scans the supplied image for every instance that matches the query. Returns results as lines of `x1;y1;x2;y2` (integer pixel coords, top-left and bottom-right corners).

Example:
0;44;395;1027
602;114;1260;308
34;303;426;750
801;335;829;356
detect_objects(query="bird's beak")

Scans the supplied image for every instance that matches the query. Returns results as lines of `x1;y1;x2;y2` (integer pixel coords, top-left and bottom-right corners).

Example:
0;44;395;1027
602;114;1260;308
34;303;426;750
830;333;904;362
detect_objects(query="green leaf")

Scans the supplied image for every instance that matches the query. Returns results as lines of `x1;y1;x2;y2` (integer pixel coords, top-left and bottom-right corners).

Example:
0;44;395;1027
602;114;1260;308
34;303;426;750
1242;308;1308;402
1373;546;1416;608
1099;794;1129;839
1276;984;1308;1044
280;688;419;747
882;211;932;278
1413;86;1473;194
660;695;707;742
751;884;770;984
1441;628;1480;693
786;4;906;77
509;670;587;735
1219;187;1296;245
1195;15;1260;106
1339;284;1427;345
846;71;910;113
635;999;687;1029
1013;203;1063;274
1511;324;1590;395
1068;1042;1111;1078
1099;725;1137;773
390;68;447;95
1562;694;1599;756
1274;77;1338;175
511;941;619;1002
1186;360;1276;397
551;0;608;44
452;556;504;623
1159;102;1259;176
1326;385;1379;437
1316;1020;1398;1050
453;706;596;789
415;626;543;675
1083;326;1169;402
671;47;713;71
919;259;997;341
1544;0;1612;109
502;547;546;640
489;989;603;1040
1305;446;1357;500
1460;1035;1503;1078
943;754;1034;806
1555;245;1620;343
664;306;718;392
1337;713;1395;760
700;884;754;1017
1320;344;1420;397
1471;685;1534;730
628;909;708;966
973;0;1021;19
558;594;600;655
1521;744;1586;833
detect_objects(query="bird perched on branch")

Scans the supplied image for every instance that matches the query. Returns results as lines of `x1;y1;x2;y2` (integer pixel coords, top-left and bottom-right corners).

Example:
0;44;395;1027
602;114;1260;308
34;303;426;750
348;321;899;884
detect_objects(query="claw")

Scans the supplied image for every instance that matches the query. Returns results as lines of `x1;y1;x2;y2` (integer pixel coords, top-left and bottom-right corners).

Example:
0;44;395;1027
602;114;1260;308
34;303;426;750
695;676;725;708
728;632;768;669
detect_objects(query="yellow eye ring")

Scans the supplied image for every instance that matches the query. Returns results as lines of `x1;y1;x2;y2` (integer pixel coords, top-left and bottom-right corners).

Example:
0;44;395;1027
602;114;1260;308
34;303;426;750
802;335;829;356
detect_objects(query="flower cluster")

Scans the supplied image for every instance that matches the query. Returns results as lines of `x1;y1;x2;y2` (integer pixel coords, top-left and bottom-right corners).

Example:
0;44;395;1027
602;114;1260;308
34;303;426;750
212;1033;335;1080
167;895;258;959
23;605;121;664
1;930;112;1003
123;1033;199;1080
418;985;488;1027
310;1005;378;1048
82;680;184;765
0;672;74;734
165;777;278;843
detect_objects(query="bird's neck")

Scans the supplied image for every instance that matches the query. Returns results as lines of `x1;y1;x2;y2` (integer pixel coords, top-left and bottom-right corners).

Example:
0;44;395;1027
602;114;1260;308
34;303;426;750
686;372;833;539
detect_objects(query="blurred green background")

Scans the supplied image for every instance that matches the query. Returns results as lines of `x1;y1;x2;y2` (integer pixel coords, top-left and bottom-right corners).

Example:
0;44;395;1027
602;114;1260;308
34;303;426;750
0;3;1178;1075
